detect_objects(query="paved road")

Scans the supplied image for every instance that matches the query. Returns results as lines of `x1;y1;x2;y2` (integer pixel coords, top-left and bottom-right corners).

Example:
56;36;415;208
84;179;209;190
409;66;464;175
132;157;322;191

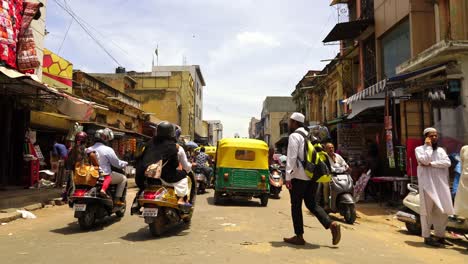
0;189;466;264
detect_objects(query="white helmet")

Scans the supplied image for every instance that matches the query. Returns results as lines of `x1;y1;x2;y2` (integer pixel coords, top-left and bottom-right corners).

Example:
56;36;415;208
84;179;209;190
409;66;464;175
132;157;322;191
94;128;114;142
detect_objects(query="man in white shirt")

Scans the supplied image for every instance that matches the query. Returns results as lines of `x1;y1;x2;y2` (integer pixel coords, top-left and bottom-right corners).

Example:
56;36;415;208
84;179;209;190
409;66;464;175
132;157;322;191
283;112;341;246
415;127;454;247
87;129;128;206
323;142;350;209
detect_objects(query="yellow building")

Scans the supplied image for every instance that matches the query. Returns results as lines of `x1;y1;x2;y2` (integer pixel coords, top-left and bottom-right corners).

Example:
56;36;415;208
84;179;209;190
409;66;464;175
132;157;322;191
126;65;206;141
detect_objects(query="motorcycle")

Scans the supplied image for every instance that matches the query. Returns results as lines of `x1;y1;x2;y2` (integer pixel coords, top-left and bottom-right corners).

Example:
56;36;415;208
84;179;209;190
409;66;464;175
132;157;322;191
70;174;127;230
396;184;468;236
137;175;196;237
193;167;208;194
269;164;283;199
317;167;357;224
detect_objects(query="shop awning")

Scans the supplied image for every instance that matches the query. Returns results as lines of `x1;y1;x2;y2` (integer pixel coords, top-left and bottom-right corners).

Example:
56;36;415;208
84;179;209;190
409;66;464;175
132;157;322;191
343;79;387;106
346;95;385;119
275;136;289;148
0;66;63;99
80;122;150;139
330;0;349;5
343;62;448;107
323;19;373;43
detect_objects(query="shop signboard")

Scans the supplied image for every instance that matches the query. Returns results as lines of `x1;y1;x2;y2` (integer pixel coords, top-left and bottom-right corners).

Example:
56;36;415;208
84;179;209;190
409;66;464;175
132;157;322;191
386;130;396;168
42;49;73;93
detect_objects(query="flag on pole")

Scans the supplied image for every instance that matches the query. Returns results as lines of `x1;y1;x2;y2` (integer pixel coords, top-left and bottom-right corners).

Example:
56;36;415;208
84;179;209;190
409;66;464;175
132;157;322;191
155;46;158;57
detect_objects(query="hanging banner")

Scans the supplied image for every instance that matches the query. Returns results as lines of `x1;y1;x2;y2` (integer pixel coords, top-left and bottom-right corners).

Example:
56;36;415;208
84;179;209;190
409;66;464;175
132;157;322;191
42;49;73;93
386;130;396;168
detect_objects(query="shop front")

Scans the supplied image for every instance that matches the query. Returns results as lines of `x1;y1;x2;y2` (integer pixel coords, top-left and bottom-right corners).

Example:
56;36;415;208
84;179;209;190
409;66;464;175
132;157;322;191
80;122;150;176
0;68;63;188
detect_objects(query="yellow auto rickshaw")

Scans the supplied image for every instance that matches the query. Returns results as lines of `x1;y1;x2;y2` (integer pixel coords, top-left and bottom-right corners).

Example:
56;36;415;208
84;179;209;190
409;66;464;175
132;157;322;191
213;138;270;206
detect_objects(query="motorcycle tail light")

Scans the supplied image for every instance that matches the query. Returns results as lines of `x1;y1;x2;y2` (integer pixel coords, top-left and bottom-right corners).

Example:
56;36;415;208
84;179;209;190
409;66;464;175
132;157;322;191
261;175;266;182
223;173;229;181
73;189;87;197
143;191;156;200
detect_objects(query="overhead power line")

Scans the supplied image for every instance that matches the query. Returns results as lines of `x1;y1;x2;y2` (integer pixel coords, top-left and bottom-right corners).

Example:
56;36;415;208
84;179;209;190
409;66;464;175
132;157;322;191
52;0;122;66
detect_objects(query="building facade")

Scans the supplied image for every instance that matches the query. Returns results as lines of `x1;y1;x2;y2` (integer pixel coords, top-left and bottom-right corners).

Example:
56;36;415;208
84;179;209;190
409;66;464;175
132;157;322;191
122;65;205;141
317;0;468;177
206;120;223;146
260;96;296;149
248;117;260;139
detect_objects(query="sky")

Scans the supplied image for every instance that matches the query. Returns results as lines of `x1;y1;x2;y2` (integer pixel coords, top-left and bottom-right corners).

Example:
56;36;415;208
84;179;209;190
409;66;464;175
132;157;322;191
45;0;342;137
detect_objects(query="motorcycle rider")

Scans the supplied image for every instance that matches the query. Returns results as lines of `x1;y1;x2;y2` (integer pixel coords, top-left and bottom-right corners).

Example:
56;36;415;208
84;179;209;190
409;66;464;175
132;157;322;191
135;121;193;207
323;142;351;209
87;128;128;206
195;147;213;186
63;131;90;201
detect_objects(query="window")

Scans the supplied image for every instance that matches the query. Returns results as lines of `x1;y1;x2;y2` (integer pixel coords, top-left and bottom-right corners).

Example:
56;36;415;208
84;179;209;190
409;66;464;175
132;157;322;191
235;150;255;161
382;19;410;78
96;114;107;124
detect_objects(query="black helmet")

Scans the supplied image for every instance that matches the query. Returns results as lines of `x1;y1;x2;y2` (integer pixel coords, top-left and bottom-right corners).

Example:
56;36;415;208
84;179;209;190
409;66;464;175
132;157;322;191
156;121;175;139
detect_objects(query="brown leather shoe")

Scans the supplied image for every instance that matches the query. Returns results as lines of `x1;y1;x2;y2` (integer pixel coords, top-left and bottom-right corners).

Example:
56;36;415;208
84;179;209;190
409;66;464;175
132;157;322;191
113;199;125;206
330;222;341;245
283;236;306;245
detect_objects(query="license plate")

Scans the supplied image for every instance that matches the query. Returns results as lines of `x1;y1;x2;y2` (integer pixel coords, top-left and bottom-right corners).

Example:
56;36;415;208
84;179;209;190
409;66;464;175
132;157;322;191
142;207;158;217
337;174;348;181
74;204;86;212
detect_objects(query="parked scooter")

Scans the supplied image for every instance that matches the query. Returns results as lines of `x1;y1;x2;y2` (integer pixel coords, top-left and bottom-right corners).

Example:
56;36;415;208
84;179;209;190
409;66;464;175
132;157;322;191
70;174;127;230
317;166;356;224
137;175;196;237
193;167;208;194
396;184;468;236
269;164;283;199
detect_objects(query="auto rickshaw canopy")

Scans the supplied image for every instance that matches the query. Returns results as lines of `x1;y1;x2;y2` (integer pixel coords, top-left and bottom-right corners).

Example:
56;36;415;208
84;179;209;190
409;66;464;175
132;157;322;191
195;146;217;155
216;138;269;170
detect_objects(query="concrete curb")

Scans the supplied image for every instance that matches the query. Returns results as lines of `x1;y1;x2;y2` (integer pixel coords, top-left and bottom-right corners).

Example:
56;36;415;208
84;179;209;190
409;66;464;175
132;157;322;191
1;180;137;224
0;200;64;224
0;212;22;223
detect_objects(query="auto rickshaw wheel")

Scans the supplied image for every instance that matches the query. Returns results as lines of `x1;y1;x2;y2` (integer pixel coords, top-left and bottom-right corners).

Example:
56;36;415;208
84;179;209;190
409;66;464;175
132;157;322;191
260;194;269;207
214;191;223;205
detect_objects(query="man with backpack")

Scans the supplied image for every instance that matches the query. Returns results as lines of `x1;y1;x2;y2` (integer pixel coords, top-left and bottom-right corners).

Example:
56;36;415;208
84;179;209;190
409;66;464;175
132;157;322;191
283;112;341;246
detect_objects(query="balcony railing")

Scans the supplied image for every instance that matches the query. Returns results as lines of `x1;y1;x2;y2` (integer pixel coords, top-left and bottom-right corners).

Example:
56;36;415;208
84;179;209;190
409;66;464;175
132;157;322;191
360;0;374;20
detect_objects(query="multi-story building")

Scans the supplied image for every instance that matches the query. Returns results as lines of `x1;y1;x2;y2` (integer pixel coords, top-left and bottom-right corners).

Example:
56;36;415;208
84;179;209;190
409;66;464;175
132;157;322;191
206;120;223;146
122;65;205;141
320;0;468;177
248;117;260;139
73;71;145;134
260;96;296;148
291;70;321;124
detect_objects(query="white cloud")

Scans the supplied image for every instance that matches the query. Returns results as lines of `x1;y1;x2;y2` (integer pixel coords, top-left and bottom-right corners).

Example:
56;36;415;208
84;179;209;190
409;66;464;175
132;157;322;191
45;0;339;137
236;32;281;47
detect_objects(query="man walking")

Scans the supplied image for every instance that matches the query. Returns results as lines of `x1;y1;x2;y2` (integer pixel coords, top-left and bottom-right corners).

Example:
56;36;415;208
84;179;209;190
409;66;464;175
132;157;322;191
415;127;454;247
283;112;341;246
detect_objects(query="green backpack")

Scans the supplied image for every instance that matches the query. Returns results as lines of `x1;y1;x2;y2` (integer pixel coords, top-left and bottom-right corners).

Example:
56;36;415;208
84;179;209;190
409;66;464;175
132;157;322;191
295;131;331;183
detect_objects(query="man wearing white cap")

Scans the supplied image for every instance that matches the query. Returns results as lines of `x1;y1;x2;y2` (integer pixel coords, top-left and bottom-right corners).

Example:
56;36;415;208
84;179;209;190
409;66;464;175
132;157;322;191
415;127;454;247
283;112;341;246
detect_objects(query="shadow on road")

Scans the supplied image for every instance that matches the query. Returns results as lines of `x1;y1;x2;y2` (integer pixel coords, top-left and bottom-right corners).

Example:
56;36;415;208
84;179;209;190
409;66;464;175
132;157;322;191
269;241;322;250
49;216;123;235
206;196;262;207
120;223;190;242
405;240;468;254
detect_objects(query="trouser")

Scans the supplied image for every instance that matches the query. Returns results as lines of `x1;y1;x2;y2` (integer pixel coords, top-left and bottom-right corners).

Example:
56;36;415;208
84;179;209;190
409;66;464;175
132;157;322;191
290;179;332;235
161;177;189;198
421;190;448;238
202;167;213;184
323;182;330;207
63;171;75;200
111;172;127;198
